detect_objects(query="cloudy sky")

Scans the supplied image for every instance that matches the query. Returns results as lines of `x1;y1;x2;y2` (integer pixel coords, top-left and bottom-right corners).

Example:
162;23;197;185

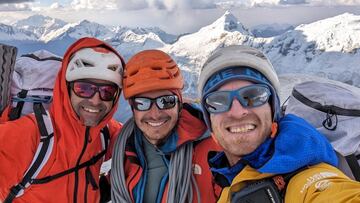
0;0;360;34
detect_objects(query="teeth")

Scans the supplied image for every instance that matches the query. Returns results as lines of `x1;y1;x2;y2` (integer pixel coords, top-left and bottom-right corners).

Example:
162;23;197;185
83;107;100;113
147;121;165;127
228;125;255;133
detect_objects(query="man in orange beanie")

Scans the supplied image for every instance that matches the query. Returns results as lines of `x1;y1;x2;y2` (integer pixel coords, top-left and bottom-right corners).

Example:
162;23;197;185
111;50;221;203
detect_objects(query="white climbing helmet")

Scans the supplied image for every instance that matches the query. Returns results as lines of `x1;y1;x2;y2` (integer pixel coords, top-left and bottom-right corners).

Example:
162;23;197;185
66;47;123;87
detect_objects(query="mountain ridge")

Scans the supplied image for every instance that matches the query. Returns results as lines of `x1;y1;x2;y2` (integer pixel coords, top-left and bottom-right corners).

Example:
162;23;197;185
0;11;359;97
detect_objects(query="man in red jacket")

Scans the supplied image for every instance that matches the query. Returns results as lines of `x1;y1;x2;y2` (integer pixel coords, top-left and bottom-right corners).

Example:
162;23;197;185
111;50;221;203
0;37;125;203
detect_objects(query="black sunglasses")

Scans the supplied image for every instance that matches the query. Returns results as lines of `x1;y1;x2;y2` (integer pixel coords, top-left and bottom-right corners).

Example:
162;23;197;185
131;95;178;111
70;80;119;101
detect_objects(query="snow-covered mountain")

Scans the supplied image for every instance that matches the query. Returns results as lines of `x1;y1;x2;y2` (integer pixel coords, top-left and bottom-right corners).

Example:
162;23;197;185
109;27;167;59
251;23;294;37
128;27;178;44
264;13;360;87
163;11;260;96
43;20;114;42
167;11;254;66
166;12;360;97
0;23;37;41
0;14;177;57
13;14;67;40
1;12;360;102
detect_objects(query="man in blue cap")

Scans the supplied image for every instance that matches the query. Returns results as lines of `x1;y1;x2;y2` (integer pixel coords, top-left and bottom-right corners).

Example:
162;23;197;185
198;45;360;202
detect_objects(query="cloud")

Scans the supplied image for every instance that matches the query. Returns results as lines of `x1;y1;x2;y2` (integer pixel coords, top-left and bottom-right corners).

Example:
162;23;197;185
68;0;360;12
279;0;306;5
50;3;64;9
0;0;33;11
309;0;360;6
0;3;31;11
69;0;217;11
71;0;120;10
0;0;32;3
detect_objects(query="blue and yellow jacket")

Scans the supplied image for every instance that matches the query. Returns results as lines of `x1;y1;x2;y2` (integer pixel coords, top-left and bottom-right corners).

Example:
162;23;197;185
210;114;360;202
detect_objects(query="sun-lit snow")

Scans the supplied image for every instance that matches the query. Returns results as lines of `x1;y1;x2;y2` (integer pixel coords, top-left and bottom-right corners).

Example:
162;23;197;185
0;11;359;100
2;10;360;176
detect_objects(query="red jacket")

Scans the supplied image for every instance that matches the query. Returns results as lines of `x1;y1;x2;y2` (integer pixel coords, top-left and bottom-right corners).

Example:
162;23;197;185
122;104;222;203
0;38;124;203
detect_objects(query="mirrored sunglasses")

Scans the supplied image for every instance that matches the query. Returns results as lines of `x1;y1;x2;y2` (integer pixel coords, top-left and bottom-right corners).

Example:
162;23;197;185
132;95;178;111
71;80;119;101
205;84;271;114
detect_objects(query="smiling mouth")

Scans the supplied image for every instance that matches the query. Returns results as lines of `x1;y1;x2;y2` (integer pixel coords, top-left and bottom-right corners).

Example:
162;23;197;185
227;124;256;133
82;106;100;113
146;120;167;127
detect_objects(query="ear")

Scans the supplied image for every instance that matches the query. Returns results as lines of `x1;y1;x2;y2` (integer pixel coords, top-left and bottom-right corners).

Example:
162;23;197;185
270;122;278;138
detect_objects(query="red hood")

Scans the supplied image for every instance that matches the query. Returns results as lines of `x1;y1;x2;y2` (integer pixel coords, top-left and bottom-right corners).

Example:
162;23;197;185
50;37;125;140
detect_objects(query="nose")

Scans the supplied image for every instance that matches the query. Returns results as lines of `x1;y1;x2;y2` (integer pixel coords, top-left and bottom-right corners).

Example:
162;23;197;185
146;102;162;119
228;98;249;118
89;92;102;105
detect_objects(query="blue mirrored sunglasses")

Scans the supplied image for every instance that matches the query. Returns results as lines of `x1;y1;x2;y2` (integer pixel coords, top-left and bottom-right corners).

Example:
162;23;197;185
204;84;271;114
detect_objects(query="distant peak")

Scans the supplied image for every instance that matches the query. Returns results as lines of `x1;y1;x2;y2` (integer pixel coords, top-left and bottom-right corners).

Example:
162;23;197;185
27;14;49;20
80;19;90;23
15;14;66;27
78;19;92;25
209;10;249;34
221;10;238;23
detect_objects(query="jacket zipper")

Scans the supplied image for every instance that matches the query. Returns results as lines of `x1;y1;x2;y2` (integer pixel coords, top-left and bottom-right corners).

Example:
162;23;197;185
74;127;90;203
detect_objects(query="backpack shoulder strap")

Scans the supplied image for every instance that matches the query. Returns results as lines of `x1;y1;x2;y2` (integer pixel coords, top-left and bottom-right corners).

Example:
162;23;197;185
345;154;360;181
4;103;54;203
100;125;110;162
30;126;110;185
5;115;111;203
8;89;28;121
231;167;307;203
100;125;110;151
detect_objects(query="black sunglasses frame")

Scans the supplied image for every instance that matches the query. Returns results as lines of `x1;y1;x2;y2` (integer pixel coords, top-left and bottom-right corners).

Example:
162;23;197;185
131;95;179;111
70;80;119;101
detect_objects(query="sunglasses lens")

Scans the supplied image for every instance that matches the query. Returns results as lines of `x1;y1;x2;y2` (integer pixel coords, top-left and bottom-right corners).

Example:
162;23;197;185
239;85;270;108
132;95;178;111
205;85;271;114
72;81;118;101
99;85;118;101
73;82;96;98
133;98;151;111
156;95;177;109
205;91;231;113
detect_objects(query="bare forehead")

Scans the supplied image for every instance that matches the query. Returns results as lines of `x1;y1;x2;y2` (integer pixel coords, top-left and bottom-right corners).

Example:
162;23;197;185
218;80;255;91
136;89;174;98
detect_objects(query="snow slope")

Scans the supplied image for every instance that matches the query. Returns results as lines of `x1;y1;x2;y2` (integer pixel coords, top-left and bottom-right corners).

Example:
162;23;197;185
1;11;359;99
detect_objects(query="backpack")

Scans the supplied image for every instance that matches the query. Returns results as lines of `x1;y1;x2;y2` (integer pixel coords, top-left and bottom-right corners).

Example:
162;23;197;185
2;50;111;203
8;50;61;120
284;80;360;181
